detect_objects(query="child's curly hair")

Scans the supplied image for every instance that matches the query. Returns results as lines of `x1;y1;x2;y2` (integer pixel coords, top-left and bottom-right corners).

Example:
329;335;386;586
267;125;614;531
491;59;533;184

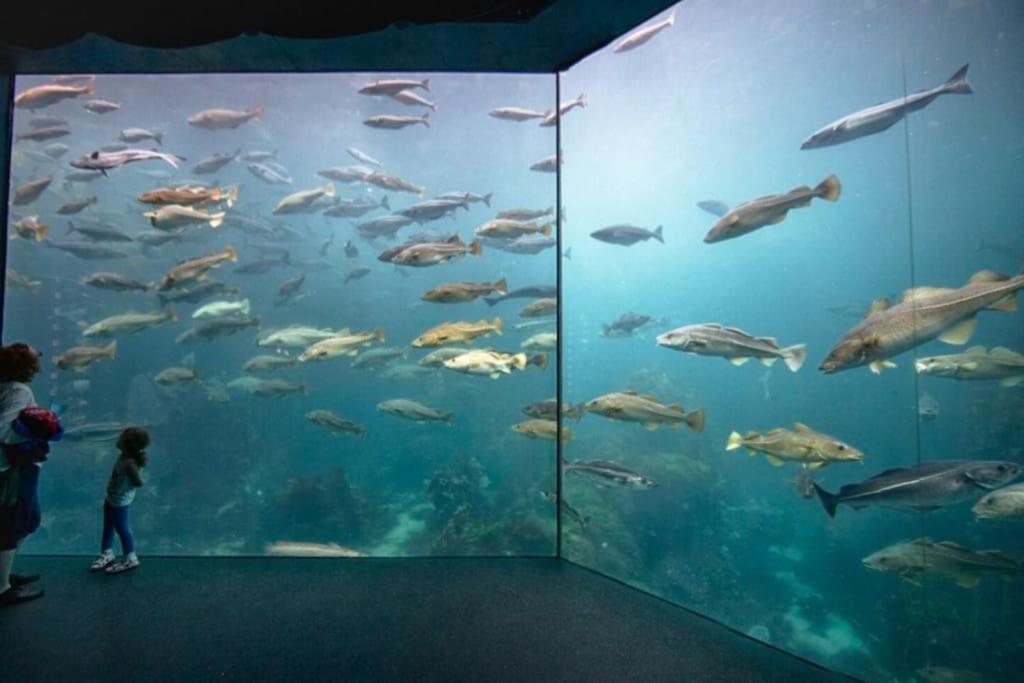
0;343;41;383
118;427;150;467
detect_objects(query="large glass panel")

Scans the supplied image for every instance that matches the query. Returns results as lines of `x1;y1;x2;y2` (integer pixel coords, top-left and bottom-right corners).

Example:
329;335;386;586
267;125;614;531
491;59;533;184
561;1;932;680
4;72;557;557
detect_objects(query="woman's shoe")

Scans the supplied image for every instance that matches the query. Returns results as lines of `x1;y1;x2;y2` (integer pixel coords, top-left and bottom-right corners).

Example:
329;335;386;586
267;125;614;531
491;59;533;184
9;573;40;587
90;552;115;572
105;556;140;574
0;585;44;607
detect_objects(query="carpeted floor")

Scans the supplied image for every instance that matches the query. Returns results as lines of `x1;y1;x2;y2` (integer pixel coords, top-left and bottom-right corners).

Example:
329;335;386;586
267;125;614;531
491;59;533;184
1;557;853;682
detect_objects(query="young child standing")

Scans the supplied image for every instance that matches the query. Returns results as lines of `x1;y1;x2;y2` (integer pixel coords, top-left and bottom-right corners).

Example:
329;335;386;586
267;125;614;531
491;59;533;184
90;427;149;574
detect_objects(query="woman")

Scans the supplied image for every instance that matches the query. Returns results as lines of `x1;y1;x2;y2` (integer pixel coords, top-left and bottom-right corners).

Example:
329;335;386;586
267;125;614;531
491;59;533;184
0;342;45;607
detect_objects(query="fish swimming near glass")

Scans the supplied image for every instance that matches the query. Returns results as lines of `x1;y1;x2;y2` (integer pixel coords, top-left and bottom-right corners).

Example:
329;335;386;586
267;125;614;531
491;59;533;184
862;537;1021;589
703;175;840;243
916;346;1024;387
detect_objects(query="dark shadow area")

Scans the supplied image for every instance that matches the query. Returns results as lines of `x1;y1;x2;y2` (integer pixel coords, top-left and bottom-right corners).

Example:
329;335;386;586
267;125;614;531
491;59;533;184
2;557;852;682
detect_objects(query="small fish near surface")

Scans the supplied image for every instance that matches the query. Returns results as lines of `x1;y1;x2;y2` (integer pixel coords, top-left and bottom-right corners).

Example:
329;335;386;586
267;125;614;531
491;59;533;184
364;113;430;130
656;323;807;372
973;483;1024;520
519;298;557;318
613;10;675;53
306;410;365;437
703;175;841;244
802;64;972;150
442;350;546;378
565;460;656;489
377;398;453;424
585;390;705;432
359;78;431;96
412;318;502;348
187;106;264;130
274;183;336;215
512;419;572;442
71;149;185;174
820;269;1024;375
13;177;53;205
11;216;49;241
83;309;177;337
812;460;1023;517
916;346;1024;387
82;272;151;292
590;224;663;246
726;423;863;469
55;341;117;372
157;246;238;290
422;278;508;303
863;537;1021;589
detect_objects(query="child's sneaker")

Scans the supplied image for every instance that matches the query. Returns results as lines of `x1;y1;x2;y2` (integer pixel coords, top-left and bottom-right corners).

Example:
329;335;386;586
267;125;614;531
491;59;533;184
105;554;139;574
90;551;115;572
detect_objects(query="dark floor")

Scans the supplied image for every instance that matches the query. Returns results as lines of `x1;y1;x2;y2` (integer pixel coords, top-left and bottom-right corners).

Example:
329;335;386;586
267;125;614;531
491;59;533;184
2;557;851;682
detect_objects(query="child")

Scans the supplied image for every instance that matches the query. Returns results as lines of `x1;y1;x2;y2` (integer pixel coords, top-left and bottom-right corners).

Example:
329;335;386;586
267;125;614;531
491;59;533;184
90;427;148;574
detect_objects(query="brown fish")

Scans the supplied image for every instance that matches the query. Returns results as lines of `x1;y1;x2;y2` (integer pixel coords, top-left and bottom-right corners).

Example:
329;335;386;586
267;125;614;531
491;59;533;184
13;177;53;205
157;246;238;290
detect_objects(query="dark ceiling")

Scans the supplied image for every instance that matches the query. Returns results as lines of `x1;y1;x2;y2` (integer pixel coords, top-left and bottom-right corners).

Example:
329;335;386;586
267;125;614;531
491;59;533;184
0;1;677;73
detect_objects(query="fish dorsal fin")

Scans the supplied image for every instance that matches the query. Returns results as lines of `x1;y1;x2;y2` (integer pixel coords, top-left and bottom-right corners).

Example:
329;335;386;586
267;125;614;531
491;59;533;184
756;337;778;346
964;345;988;355
866;298;891;317
704;323;723;329
901;287;953;303
968;269;1010;284
937;315;977;345
666;403;682;412
638;394;659;402
723;326;747;336
765;428;787;437
990;346;1022;359
792;422;813;433
909;538;934;548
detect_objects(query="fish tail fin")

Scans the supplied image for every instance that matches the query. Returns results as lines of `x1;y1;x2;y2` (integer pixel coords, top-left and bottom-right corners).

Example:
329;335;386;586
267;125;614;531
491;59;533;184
251;105;265;119
783;344;807;372
531;353;548;369
493;317;503;334
421;78;431;92
567;403;585;421
225;245;239;262
482;192;492;207
943;63;973;95
470;239;483;257
686;409;705;434
512;353;528;371
374;326;385;343
240;299;251;316
812;483;840;518
816;174;842;202
381;195;391;210
726;432;744;451
667;9;676;26
209;212;226;229
155;132;163;147
653;224;664;243
494;277;508;295
226;185;239;207
105;341;117;359
444;412;455;425
421;113;430;127
538;222;552;237
577;93;587;108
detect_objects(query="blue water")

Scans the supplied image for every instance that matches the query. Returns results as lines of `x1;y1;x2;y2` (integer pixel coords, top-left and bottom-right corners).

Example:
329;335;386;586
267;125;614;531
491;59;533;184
6;72;557;558
561;1;1024;681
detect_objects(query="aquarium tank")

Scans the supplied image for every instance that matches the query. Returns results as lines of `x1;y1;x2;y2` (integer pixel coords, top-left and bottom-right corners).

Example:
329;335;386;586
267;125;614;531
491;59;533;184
5;1;1024;681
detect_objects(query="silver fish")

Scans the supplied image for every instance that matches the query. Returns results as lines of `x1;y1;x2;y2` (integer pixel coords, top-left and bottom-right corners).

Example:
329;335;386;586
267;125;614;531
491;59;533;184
704;175;841;243
657;323;807;372
363;113;430;129
565;460;656;489
613;10;675;53
70;149;185;174
590;224;663;246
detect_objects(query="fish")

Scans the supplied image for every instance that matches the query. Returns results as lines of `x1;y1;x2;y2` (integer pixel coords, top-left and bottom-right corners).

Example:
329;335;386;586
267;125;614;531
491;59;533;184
15;126;70;142
346;147;381;166
357;215;414;240
63;422;127;442
802;64;972;149
247;162;293;185
67;219;134;242
539;491;589;529
344;267;371;284
157;281;239;306
656;323;807;372
602;312;654;337
613;10;675;53
14;80;94;109
565;460;656;489
436;191;492;207
277;274;306;301
155;367;199;386
812;460;1023;517
364;113;430;129
392;237;482;267
725;423;862;468
306;410;365;437
46;240;128;260
13;177;53;205
476;219;552;240
82;99;121;114
973;483;1024;520
258;326;345;350
483;285;556;307
418;347;473;368
324;195;390;218
193;299;251;319
512;419;571;442
55;341;117;371
274;183;336;215
916;346;1024;387
52;75;96;85
863;538;1020;589
397;199;469;224
422;278;508;303
590;224;663;246
28;115;70;128
480;237;556;255
538;93;587;127
6;269;42;293
704;175;841;243
585;391;705;432
298;328;386;362
187;106;264;130
240;150;278;162
56;196;98;215
144;205;226;231
364;171;424;196
11;215;49;241
42;143;70;159
351;347;406;370
234;251;290;275
376;398;453;424
412;318;503;347
265;541;362;558
82;272;151;292
359;78;430;95
523;399;585;421
157;246;238;290
176;316;261;344
389;89;437;110
70;149;185;174
138;185;238;207
193;149;240;174
317;165;374;184
489;107;550;122
83;309;177;337
522;332;557;350
496;207;554;221
228;376;307;397
380;364;438;380
318;234;335;257
530;154;561;173
442;350;546;378
820;270;1024;374
519;298;557;317
918;393;941;422
119;128;163;146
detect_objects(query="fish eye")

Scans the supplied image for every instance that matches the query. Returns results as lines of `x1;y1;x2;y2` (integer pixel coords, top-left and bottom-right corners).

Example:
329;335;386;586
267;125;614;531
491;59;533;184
837;443;846;451
997;465;1007;472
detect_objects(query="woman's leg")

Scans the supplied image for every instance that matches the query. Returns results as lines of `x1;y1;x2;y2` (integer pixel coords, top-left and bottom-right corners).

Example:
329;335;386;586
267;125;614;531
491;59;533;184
111;505;134;556
100;502;115;553
0;548;14;592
